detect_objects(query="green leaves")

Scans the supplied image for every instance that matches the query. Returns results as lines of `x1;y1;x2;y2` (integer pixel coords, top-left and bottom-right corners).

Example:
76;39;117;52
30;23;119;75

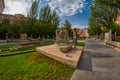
88;0;118;36
28;0;40;19
39;5;60;37
0;1;60;39
96;0;120;9
63;20;72;36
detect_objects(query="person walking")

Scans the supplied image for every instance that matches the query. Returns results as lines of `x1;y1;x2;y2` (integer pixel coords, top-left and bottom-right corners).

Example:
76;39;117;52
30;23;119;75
72;28;77;49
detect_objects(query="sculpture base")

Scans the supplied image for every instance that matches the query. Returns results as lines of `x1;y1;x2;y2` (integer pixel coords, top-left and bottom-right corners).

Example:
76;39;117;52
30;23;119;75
59;45;72;53
36;45;83;68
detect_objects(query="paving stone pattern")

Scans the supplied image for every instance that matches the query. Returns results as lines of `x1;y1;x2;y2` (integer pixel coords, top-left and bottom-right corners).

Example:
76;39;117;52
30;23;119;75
71;39;120;80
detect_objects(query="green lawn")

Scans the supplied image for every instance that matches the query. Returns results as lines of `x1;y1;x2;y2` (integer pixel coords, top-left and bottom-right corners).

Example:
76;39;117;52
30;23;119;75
77;37;86;40
0;52;75;80
0;40;76;80
77;42;85;47
0;40;54;55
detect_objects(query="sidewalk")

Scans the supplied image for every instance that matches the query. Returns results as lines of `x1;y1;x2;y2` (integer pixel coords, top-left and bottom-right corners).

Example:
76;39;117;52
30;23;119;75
71;39;120;80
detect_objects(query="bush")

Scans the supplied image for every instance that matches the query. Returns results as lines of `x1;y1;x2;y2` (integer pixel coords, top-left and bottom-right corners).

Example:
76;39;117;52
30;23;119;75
115;38;120;42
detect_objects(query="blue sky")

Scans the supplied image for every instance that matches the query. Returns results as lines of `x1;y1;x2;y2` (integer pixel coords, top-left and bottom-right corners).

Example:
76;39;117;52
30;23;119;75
3;0;91;28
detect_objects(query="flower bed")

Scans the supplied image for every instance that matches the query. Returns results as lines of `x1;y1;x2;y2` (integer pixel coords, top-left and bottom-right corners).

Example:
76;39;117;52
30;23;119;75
20;42;39;46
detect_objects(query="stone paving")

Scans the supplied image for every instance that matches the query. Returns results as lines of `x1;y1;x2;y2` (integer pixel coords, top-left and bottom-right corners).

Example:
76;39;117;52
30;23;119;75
71;39;120;80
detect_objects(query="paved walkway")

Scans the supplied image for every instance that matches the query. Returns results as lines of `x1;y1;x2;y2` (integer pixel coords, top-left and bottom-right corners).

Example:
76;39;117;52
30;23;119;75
71;39;120;80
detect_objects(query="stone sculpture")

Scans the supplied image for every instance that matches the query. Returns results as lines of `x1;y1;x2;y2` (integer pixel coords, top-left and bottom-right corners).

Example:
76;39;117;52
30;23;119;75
56;28;72;53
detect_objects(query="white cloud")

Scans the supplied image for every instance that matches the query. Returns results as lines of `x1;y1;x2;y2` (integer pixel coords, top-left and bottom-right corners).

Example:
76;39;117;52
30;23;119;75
72;25;88;29
48;0;86;16
2;0;86;17
43;0;49;1
3;0;33;16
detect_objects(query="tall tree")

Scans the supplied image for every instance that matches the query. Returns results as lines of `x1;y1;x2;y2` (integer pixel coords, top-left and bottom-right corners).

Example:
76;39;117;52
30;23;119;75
88;14;102;36
9;21;21;38
91;1;118;30
27;0;40;38
39;5;52;23
0;18;10;39
89;0;118;40
39;5;60;38
28;0;40;19
51;10;60;28
50;10;60;35
64;20;72;36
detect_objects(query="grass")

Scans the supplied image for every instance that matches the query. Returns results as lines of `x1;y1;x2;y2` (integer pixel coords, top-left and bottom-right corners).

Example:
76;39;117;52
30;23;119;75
0;44;18;50
0;41;85;55
77;37;86;40
0;40;54;55
77;42;85;47
0;52;75;80
0;40;75;80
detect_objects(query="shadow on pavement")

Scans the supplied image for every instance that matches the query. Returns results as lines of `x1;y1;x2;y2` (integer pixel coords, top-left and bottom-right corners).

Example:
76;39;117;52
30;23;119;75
77;50;92;71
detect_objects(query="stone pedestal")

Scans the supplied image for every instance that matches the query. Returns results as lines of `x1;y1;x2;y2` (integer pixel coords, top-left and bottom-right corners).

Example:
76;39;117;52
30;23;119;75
105;32;110;42
36;45;83;68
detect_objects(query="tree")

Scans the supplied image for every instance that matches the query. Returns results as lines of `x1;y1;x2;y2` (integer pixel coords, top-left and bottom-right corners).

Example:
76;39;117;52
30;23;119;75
95;0;120;9
28;0;40;19
88;14;102;37
39;5;60;38
50;10;60;36
27;0;40;38
39;5;51;38
91;1;118;30
63;20;72;36
112;23;120;35
89;0;118;40
9;21;20;38
0;18;10;39
39;5;51;23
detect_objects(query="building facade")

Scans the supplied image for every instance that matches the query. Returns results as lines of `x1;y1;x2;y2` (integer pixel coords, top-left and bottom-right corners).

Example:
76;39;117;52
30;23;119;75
0;14;26;24
0;0;4;14
0;0;26;24
76;28;89;38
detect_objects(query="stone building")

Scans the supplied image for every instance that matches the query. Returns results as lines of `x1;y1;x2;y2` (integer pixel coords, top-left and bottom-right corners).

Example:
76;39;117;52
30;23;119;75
0;0;4;14
0;14;25;24
0;0;26;24
76;28;89;38
80;28;89;38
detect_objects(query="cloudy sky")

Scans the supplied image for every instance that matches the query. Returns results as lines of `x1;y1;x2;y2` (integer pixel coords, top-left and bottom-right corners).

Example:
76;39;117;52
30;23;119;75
3;0;91;28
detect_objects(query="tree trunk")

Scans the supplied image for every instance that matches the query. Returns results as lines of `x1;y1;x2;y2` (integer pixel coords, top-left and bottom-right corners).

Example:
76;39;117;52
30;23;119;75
109;29;112;41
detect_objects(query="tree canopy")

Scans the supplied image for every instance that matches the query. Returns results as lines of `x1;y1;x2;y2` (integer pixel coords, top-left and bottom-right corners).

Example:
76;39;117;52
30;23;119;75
63;20;72;36
88;0;119;37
